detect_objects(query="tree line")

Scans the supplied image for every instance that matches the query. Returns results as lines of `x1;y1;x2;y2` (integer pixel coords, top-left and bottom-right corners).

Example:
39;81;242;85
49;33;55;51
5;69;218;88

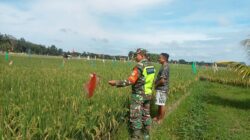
0;33;129;60
1;33;220;65
0;33;63;55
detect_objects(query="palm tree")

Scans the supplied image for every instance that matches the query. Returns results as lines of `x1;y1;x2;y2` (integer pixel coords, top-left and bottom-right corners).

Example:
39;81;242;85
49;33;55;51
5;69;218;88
216;61;250;80
241;37;250;63
214;38;250;80
216;38;250;80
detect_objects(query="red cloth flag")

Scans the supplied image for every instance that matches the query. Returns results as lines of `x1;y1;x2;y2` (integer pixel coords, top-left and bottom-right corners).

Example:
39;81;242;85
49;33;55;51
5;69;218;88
85;73;98;98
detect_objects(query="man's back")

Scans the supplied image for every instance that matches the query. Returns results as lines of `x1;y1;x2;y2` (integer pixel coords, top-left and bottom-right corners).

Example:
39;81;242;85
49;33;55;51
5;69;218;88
132;59;155;95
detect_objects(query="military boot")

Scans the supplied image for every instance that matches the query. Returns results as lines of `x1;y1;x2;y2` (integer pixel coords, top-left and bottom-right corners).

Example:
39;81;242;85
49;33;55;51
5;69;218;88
143;129;150;140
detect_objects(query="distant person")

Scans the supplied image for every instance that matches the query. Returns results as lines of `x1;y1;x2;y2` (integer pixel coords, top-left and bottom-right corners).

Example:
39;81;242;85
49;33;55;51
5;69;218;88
108;48;155;139
153;53;169;124
63;53;68;59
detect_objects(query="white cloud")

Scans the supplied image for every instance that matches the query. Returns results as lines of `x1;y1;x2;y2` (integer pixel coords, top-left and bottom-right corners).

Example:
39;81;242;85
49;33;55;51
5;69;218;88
85;0;169;14
0;0;214;45
0;0;248;63
217;17;231;27
105;31;220;45
0;4;31;25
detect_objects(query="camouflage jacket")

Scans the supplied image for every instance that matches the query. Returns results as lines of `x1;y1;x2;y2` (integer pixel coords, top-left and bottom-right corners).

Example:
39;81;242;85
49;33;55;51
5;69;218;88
115;59;152;95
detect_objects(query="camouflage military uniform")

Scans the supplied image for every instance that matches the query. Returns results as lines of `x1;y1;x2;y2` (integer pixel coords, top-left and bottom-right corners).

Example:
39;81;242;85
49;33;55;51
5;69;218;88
115;59;154;137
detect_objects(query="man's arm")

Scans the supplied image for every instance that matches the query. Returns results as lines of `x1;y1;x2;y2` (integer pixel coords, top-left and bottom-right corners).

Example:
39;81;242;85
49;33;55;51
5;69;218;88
155;65;169;88
155;78;166;87
109;67;139;87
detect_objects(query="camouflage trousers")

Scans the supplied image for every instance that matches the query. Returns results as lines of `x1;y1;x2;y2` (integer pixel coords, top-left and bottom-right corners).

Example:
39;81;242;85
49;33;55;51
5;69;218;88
130;94;152;133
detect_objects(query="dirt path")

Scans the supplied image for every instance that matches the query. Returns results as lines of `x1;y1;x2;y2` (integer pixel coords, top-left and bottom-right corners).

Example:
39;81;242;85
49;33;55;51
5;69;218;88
152;92;191;127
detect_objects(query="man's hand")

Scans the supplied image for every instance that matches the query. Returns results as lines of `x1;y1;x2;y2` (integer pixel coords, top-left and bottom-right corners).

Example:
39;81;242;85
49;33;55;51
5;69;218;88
155;78;166;88
108;80;116;86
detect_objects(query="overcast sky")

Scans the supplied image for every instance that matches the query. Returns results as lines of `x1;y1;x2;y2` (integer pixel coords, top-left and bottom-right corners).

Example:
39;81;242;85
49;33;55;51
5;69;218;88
0;0;249;63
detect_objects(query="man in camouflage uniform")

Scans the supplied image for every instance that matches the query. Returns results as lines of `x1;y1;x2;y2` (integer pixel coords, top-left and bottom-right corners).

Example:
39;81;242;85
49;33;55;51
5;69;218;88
109;49;155;139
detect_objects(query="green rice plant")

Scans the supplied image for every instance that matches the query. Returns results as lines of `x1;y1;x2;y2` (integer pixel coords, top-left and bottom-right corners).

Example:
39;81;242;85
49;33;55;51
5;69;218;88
199;75;250;87
198;61;250;87
0;55;195;139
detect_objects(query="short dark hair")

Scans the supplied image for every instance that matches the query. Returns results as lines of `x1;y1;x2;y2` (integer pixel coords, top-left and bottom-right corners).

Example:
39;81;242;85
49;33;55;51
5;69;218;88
161;53;169;61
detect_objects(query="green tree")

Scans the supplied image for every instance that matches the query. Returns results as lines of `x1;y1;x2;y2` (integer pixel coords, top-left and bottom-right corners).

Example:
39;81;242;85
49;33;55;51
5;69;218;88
179;59;187;64
0;34;13;52
241;38;250;63
128;51;134;60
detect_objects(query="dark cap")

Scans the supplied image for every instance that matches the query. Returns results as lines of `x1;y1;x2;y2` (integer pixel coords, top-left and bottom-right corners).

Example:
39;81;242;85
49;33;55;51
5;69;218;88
136;48;147;56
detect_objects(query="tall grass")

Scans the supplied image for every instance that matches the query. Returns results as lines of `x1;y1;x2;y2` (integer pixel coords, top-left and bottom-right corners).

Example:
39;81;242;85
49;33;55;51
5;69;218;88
0;55;194;139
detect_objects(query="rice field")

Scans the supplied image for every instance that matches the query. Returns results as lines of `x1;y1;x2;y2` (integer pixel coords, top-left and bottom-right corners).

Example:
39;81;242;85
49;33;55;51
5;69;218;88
0;55;195;139
199;67;250;87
